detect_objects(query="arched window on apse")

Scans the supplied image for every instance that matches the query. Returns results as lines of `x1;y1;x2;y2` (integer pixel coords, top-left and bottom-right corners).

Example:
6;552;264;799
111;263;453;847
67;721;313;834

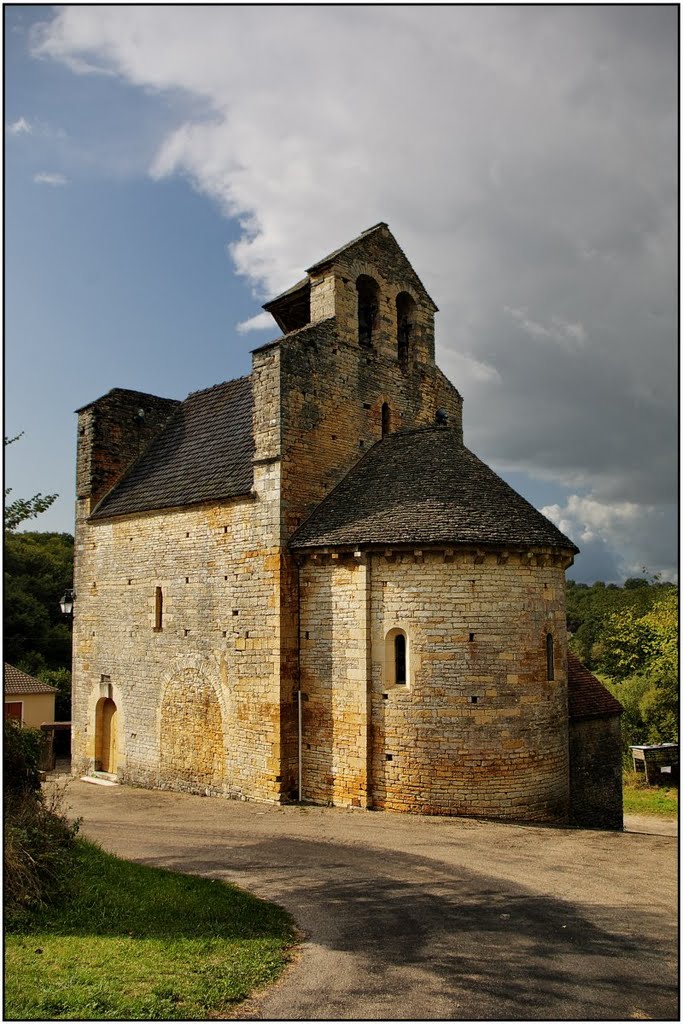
546;632;555;680
385;627;409;687
396;292;416;365
381;403;391;437
357;275;380;348
154;587;163;631
394;632;407;684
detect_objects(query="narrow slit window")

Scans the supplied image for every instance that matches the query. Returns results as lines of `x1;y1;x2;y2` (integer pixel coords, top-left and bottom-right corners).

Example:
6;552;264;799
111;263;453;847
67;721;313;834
154;587;163;631
356;275;379;348
381;402;391;437
395;633;407;684
546;632;554;680
396;291;416;365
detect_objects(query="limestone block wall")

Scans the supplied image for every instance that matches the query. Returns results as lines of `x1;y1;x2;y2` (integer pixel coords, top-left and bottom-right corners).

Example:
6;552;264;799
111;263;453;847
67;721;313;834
569;715;623;830
298;556;371;807
72;487;286;800
298;548;572;821
279;319;462;538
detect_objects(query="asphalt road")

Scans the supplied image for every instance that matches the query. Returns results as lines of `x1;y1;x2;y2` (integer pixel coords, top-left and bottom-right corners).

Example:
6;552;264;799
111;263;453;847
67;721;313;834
57;780;678;1020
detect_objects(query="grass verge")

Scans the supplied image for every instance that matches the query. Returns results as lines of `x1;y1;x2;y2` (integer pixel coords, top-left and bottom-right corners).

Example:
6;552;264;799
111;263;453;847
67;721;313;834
623;773;678;818
5;839;295;1020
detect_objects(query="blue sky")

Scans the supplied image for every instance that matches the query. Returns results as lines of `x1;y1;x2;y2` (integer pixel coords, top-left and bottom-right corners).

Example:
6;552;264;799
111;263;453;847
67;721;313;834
5;6;677;583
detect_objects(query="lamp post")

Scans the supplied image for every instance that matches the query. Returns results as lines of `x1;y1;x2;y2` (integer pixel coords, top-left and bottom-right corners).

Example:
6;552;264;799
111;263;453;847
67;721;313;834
59;589;75;616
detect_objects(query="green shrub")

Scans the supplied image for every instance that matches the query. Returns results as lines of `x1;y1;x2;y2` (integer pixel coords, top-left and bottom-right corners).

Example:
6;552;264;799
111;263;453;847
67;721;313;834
4;721;79;928
5;789;79;929
3;720;42;798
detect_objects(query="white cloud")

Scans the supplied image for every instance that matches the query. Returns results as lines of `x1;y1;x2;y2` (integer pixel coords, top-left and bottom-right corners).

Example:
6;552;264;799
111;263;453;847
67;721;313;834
236;311;275;335
30;6;678;579
504;307;587;348
542;494;676;581
33;172;68;186
8;117;32;134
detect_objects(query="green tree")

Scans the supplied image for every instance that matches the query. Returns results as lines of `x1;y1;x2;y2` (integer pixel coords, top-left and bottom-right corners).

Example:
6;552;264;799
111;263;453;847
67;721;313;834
566;576;671;669
4;532;74;674
601;587;678;750
601;588;678;681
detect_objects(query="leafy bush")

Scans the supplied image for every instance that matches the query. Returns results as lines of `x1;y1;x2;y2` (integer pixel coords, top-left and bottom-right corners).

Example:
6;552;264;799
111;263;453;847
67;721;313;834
4;720;42;798
5;789;80;929
603;670;678;762
4;721;79;929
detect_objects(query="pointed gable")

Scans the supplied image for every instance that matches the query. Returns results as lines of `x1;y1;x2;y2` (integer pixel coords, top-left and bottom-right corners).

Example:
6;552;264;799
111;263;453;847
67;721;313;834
306;222;438;311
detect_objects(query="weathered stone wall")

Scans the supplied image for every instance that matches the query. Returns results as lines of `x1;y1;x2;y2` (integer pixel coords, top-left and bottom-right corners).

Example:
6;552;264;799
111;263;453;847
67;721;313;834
569;715;623;830
299;555;371;807
71;494;284;800
299;548;571;821
278;319;462;539
76;389;179;511
159;672;226;792
72;348;289;802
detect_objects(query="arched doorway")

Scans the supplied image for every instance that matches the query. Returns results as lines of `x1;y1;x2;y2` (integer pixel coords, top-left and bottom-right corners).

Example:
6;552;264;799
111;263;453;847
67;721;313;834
95;697;118;774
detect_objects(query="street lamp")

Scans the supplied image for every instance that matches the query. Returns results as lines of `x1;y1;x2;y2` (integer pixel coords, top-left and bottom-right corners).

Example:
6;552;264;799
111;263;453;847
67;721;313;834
59;589;75;616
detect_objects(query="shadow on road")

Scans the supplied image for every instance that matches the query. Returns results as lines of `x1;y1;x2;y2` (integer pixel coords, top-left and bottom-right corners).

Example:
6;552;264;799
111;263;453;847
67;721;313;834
134;833;678;1020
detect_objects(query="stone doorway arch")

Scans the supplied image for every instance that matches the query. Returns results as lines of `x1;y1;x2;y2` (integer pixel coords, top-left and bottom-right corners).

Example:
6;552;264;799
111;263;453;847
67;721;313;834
95;697;118;774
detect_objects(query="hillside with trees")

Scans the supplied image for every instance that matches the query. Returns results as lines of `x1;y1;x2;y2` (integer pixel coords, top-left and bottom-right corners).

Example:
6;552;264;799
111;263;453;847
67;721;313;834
566;577;678;754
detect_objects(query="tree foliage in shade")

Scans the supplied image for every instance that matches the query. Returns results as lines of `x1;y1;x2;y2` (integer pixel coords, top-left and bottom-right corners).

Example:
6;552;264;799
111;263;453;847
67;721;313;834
4;532;74;718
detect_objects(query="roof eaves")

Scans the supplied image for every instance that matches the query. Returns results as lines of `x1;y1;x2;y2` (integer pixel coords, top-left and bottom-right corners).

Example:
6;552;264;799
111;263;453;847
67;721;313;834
262;277;310;310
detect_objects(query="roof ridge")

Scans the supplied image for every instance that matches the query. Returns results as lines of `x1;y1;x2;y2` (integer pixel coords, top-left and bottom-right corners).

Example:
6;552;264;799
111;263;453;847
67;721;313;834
185;374;251;400
306;223;389;273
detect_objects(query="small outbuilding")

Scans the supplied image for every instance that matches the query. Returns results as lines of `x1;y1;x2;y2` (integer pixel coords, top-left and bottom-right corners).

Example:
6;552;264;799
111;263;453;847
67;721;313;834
4;663;57;729
567;653;624;829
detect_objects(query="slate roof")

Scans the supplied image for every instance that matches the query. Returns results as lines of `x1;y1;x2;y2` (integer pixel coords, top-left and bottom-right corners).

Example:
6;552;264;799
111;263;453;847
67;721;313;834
290;426;579;552
5;664;57;696
567;653;623;719
91;377;254;519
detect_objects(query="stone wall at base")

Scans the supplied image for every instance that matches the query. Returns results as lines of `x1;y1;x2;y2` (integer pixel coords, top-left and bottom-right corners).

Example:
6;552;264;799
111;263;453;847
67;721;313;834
569;715;623;830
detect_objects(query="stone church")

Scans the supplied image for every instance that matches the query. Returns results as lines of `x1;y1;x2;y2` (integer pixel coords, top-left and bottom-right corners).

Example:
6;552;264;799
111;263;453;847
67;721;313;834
72;223;623;828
